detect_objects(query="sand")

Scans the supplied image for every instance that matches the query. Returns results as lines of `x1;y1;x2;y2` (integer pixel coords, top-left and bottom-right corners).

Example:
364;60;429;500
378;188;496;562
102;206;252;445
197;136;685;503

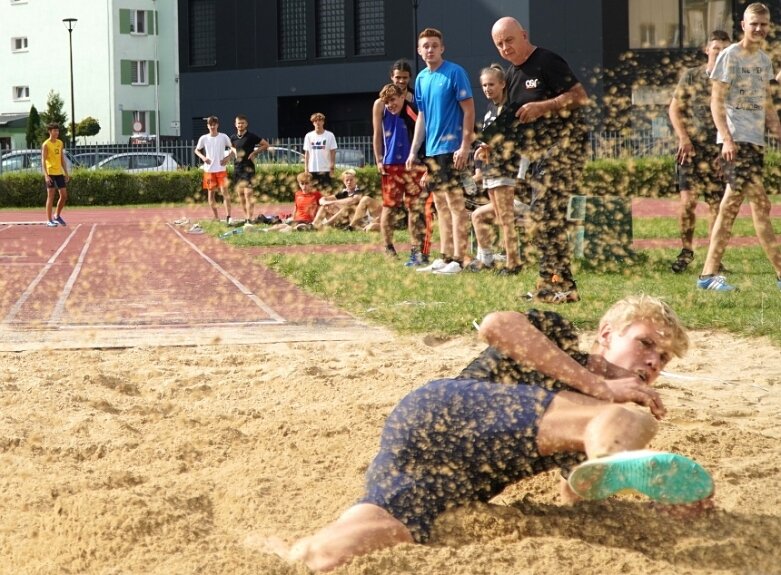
1;329;780;575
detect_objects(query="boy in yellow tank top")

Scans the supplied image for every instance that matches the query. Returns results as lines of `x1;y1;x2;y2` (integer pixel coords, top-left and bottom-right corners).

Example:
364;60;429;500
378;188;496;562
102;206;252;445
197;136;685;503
41;123;69;227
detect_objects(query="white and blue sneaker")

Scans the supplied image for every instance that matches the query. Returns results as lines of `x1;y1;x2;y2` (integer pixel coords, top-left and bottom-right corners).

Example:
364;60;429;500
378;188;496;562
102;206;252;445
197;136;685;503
777;276;781;291
404;250;424;267
54;215;67;226
568;450;714;505
416;258;446;273
696;275;736;292
46;220;58;227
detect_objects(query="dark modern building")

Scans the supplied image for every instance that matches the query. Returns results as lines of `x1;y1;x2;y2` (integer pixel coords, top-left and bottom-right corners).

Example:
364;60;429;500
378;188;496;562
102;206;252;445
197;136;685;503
176;0;781;141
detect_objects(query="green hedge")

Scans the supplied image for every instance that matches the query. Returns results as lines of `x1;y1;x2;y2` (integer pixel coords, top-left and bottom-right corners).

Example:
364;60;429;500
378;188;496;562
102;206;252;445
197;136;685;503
1;157;778;209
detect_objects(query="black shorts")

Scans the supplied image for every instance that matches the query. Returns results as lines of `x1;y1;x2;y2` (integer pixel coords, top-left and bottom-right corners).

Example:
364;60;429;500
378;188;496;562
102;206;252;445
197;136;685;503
676;142;724;203
46;174;67;189
310;172;332;191
722;143;765;192
424;154;468;193
233;163;256;184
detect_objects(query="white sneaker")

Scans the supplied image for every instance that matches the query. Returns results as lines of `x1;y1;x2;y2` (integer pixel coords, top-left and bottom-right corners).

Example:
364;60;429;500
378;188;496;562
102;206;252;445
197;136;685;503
416;258;446;273
433;261;462;274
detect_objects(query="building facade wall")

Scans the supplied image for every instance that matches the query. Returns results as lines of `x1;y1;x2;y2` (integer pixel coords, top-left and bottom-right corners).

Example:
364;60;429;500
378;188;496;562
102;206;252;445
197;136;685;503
0;0;179;146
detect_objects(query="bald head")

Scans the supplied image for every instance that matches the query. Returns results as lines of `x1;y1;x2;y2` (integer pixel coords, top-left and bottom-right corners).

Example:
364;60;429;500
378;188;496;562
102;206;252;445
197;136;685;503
491;17;533;66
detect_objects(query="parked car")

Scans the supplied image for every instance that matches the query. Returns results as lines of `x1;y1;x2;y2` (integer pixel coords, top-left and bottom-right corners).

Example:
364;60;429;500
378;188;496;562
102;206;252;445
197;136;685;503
91;152;179;173
73;151;116;168
254;146;304;166
335;148;366;168
0;148;80;173
253;146;365;169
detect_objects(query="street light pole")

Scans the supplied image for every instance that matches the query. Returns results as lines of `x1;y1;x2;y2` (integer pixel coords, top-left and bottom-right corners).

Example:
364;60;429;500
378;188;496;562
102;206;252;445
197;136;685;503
62;18;78;149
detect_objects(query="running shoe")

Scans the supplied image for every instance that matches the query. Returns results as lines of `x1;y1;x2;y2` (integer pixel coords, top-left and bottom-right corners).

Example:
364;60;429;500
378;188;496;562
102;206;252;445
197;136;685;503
464;260;494;273
47;220;58;227
416;258;446;273
696;275;736;292
671;248;694;273
495;265;522;276
433;261;462;275
404;250;424;267
188;224;204;234
568;450;714;505
54;215;67;226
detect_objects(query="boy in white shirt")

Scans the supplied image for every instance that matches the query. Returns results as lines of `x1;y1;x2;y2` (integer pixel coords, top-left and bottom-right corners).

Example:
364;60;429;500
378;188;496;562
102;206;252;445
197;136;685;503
303;112;338;193
195;116;235;223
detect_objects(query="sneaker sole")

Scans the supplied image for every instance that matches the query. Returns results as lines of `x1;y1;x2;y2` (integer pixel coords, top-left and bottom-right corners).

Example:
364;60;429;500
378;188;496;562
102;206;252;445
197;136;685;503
568;450;714;505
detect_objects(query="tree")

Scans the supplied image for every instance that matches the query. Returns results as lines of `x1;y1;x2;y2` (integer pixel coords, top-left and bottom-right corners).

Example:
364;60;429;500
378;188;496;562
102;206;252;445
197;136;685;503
26;105;42;148
38;91;69;144
77;116;101;138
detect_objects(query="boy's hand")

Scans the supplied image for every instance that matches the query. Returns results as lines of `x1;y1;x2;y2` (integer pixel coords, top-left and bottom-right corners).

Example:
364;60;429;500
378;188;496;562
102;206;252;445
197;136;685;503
605;376;666;419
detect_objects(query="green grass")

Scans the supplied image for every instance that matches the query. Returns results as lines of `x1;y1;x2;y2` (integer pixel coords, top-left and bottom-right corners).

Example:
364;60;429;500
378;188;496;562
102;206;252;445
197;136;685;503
634;215;781;240
210;217;781;346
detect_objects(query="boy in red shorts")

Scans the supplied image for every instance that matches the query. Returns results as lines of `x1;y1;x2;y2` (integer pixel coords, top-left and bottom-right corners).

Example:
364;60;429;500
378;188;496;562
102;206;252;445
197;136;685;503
195;116;234;223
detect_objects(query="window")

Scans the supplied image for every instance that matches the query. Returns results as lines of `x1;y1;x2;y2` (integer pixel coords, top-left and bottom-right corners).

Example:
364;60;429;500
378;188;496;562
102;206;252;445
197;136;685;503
12;86;29;100
130;9;146;34
11;36;28;52
131;61;148;85
629;0;733;49
316;0;345;58
279;0;307;61
189;0;216;66
355;0;384;56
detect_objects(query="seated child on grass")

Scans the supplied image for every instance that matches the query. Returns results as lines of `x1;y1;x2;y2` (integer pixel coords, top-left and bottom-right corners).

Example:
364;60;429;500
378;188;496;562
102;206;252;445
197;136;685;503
266;172;323;232
312;169;363;229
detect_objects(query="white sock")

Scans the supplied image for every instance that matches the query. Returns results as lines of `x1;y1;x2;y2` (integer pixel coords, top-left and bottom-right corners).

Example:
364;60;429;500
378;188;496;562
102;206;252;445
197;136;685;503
477;248;493;265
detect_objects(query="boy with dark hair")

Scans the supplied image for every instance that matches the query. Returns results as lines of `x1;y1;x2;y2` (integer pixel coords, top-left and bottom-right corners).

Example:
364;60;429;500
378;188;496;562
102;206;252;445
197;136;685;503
230;114;269;225
195;116;234;223
668;30;732;273
41;123;69;227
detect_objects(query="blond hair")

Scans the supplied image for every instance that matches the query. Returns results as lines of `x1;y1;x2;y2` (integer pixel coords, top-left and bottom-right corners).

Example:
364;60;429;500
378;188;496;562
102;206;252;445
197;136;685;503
744;2;770;19
341;169;356;180
596;294;689;358
296;172;312;184
310;112;326;122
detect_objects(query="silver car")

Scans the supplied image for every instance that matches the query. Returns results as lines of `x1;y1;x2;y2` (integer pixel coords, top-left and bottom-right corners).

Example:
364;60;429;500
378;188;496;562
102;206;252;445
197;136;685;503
0;148;80;173
91;152;179;173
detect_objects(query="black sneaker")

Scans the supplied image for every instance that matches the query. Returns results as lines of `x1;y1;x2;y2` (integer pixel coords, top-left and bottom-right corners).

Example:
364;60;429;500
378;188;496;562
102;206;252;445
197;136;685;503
464;260;494;273
385;245;398;257
495;265;522;276
671;249;694;273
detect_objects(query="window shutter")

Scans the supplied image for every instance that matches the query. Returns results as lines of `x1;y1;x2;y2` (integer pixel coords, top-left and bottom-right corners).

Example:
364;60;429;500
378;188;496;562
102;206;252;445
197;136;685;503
120;60;132;85
119;9;131;34
148;60;156;85
122;111;133;134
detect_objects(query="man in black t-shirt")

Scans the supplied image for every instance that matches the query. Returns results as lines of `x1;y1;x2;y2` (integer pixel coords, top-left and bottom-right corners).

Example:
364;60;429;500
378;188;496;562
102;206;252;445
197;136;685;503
490;17;592;304
230;114;269;224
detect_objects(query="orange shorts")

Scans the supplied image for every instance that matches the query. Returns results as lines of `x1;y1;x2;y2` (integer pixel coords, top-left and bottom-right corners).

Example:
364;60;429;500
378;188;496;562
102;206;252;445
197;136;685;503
381;164;426;209
203;171;228;190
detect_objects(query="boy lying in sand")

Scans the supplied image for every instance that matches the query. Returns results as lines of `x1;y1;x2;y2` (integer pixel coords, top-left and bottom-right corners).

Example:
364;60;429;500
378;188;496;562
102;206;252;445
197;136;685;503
258;295;714;572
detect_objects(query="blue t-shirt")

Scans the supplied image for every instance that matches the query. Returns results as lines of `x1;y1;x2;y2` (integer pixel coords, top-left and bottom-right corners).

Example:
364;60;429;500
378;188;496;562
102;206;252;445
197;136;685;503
415;60;473;156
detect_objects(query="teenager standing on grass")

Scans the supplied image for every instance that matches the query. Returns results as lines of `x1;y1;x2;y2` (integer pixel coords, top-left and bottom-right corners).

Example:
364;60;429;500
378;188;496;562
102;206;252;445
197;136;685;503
230;114;269;225
304;113;338;194
373;83;428;262
41;123;69;227
697;2;781;292
195;116;234;224
407;27;475;275
259;295;714;572
668;30;732;274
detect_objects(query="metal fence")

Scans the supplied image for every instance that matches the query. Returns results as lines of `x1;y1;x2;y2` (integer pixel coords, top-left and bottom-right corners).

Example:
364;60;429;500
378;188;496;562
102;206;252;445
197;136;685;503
3;130;781;174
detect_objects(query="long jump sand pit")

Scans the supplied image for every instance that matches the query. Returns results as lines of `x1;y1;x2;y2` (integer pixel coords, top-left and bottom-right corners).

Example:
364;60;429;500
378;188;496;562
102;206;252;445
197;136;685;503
0;329;779;574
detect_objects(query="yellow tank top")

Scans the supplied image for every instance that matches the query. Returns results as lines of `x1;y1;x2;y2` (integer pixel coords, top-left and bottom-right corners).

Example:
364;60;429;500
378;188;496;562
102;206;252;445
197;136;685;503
43;139;65;175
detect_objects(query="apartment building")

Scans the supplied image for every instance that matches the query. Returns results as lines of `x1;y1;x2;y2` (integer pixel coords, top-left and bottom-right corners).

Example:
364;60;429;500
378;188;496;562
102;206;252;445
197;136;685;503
0;0;180;149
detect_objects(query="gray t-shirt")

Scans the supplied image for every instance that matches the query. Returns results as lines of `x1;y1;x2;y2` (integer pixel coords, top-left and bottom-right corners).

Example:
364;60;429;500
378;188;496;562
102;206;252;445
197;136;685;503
710;43;774;146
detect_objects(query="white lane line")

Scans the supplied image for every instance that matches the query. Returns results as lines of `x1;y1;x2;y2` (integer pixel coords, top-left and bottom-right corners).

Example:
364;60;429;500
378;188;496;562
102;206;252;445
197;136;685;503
2;224;83;324
168;223;286;323
48;224;97;325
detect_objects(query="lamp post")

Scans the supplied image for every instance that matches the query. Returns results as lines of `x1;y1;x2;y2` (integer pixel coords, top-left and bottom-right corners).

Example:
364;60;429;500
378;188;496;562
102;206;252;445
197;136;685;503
412;1;420;74
62;18;77;149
